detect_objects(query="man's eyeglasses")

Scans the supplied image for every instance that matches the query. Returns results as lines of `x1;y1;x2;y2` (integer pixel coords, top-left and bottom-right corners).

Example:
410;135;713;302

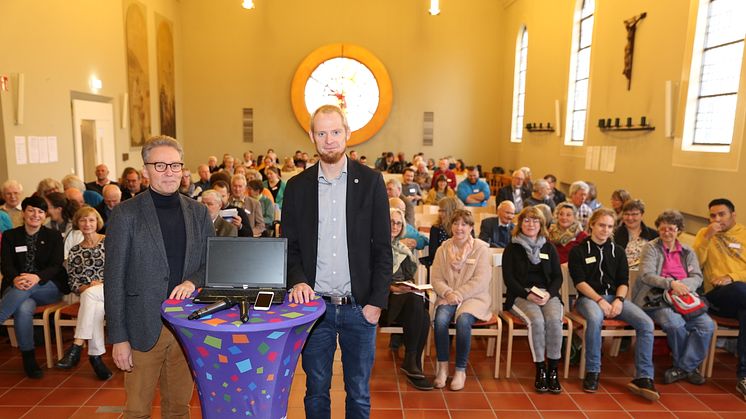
145;162;184;173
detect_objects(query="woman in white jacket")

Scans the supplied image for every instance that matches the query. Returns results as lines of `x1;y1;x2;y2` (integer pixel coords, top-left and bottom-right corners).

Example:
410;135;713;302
431;209;492;391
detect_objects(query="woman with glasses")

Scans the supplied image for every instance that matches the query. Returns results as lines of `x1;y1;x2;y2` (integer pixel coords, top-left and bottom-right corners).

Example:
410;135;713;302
614;199;658;267
569;208;658;400
379;208;433;390
431;209;492;391
503;207;564;393
633;210;714;385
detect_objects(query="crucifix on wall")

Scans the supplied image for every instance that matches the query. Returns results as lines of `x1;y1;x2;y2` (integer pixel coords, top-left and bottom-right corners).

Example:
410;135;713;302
623;12;647;90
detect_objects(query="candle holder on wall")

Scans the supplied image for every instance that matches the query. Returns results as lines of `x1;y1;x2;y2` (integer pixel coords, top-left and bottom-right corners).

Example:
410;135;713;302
598;116;655;132
525;122;555;133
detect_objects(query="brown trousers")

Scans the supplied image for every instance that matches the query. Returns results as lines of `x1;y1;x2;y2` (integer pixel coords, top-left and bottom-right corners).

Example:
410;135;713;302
124;325;193;418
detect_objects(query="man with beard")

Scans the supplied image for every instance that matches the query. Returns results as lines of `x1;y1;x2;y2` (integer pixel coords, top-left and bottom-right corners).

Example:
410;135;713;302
283;105;391;418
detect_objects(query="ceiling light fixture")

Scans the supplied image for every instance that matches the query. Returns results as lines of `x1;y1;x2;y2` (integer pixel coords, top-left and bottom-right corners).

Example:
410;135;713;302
429;0;441;16
242;0;255;10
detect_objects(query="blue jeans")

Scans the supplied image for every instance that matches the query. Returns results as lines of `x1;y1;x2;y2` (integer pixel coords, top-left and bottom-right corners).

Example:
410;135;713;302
433;304;477;370
302;301;377;419
0;281;62;351
646;306;714;372
576;295;655;378
707;281;746;378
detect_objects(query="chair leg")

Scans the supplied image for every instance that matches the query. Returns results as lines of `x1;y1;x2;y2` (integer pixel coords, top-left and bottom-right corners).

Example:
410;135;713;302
579;327;587;379
7;326;18;348
505;321;514;378
494;326;502;379
42;311;54;368
55;311;63;361
706;328;719;378
563;321;572;379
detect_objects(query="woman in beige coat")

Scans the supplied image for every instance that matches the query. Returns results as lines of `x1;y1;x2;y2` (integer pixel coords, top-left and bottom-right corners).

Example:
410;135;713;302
431;209;492;390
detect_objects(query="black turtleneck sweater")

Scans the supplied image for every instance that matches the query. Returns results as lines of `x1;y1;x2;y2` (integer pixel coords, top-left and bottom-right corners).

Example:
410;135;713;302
150;189;186;294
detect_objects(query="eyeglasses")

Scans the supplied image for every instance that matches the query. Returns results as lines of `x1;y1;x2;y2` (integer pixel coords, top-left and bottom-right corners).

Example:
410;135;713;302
658;226;678;233
145;162;184;173
522;218;541;224
391;221;403;227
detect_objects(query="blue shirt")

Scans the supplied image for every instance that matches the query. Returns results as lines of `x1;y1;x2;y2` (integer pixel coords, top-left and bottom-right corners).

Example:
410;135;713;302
456;178;491;207
314;158;352;296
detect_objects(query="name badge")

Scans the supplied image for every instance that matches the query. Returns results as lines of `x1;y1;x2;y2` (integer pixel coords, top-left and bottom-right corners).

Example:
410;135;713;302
409;188;416;193
473;189;480;193
540;253;549;260
15;246;28;253
466;258;476;265
585;256;597;264
728;242;742;249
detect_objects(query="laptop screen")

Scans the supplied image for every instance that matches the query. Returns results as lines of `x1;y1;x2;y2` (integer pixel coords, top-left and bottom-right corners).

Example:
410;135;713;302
205;237;287;289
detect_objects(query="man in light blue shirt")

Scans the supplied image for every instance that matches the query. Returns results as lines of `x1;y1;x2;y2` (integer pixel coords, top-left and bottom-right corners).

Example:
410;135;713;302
456;166;491;207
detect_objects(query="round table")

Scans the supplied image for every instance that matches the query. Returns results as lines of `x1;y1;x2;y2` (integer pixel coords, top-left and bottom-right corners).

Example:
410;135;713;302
161;295;325;419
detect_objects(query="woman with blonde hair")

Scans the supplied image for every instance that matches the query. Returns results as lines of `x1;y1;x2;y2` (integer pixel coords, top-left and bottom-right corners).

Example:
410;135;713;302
424;196;463;267
431;209;492;390
548;202;588;264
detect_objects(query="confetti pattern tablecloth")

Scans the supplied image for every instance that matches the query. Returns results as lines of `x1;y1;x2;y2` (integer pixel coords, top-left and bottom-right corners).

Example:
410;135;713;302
161;295;325;419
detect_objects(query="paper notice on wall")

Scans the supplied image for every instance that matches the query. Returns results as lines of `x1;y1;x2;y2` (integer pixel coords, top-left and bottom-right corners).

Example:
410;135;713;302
38;137;50;163
14;136;27;165
27;136;40;163
585;146;600;170
47;136;58;162
599;146;617;172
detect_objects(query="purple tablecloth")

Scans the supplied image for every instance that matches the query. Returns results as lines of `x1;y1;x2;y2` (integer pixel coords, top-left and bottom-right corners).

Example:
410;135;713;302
161;295;325;419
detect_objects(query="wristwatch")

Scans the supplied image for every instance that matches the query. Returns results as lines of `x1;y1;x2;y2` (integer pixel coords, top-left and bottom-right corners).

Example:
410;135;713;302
614;296;625;303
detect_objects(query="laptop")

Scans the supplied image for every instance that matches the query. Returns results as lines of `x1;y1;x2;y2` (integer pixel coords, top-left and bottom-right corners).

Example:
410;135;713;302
192;237;288;305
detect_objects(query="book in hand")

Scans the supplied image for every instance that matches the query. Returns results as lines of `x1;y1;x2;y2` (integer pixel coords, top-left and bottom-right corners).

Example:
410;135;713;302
392;281;433;291
529;286;549;300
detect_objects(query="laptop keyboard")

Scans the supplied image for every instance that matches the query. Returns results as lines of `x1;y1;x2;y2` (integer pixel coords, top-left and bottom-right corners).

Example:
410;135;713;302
194;288;287;304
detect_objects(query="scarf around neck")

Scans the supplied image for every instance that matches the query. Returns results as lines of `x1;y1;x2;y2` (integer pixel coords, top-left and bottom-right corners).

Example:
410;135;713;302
512;233;546;264
447;236;474;273
548;221;583;246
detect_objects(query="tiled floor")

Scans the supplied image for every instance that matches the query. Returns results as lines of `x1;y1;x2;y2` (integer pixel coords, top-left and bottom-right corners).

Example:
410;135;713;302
0;333;744;418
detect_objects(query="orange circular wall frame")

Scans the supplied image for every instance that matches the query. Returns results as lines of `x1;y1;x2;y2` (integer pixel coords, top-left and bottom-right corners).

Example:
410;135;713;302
290;43;393;146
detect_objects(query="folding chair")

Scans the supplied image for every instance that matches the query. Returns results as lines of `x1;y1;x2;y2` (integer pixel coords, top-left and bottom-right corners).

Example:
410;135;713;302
705;314;739;378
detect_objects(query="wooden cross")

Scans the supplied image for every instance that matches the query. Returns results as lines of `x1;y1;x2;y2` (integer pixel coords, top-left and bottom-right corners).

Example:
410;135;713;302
623;12;647;90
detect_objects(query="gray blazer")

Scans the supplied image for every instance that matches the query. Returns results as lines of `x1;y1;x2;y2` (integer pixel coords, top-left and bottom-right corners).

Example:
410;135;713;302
104;190;214;351
632;238;703;308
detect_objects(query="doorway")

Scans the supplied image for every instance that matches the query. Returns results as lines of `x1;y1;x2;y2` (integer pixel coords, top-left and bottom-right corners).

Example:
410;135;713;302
71;98;116;183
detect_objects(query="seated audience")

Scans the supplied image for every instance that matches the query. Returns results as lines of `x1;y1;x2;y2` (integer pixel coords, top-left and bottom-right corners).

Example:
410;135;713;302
246;169;275;204
634;210;713;385
503;206;564;393
519;166;533;198
55;206;112;380
95;184;122;233
548;202;588;264
201;189;237;237
453;159;466;176
566;181;592;229
426;158;436;171
611;189;632;226
479;200;516;248
85;164;118;195
62;174;103;207
431;158;457;190
63;187;85;208
1;180;24;227
44;192;79;240
534;204;553;228
281;157;296;172
389;198;428;251
380;208;433;391
524;179;556;212
431;209;492;391
456;166;491;207
376;152;395;172
0;210;11;232
0;196;66;378
413;160;432;192
212;180;252;237
693;198;746;398
194;164;211;194
221;155;236;175
585;182;602;211
401;168;423;205
229;174;265;237
569;208;658;400
242;150;254;168
497;170;530;212
263;166;286;209
422;197;464;268
248;179;275;235
207;155;219;173
178;169;198;198
544;174;566;206
36;178;64;197
387;178;414;226
118;167;146;200
424;175;455;205
614;199;658;267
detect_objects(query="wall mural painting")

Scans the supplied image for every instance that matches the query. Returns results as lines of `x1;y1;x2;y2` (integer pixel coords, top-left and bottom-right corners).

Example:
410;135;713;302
124;1;151;148
156;15;176;138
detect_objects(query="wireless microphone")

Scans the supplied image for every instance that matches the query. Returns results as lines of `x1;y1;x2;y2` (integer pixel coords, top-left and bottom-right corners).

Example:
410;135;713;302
239;299;250;323
188;298;236;320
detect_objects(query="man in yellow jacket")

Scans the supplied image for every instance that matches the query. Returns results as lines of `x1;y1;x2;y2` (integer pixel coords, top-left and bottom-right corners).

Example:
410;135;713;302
693;198;746;400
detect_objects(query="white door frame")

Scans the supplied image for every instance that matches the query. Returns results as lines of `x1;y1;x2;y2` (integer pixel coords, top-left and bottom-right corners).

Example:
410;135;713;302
71;98;116;181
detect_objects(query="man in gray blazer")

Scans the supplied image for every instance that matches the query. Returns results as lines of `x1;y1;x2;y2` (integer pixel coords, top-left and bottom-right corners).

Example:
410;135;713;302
104;136;214;418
